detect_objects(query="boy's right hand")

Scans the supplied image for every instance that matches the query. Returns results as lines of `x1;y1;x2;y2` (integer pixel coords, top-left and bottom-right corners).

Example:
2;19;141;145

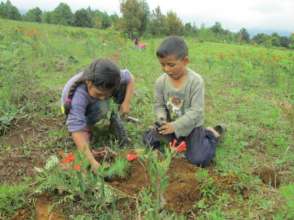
90;160;101;173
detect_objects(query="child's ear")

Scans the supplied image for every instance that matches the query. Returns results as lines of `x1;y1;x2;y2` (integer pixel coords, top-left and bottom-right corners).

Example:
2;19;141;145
183;56;189;65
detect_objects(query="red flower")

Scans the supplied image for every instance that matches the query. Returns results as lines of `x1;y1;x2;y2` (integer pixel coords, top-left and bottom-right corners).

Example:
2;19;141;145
73;164;81;171
127;153;138;161
175;141;187;153
61;152;75;163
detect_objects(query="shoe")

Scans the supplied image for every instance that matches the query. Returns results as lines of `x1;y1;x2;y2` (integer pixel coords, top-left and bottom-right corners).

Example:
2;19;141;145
213;124;227;141
109;111;129;147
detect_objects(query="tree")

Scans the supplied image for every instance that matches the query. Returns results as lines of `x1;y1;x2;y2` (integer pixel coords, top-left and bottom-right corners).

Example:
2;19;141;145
184;22;198;36
252;33;271;47
238;28;250;43
271;32;281;47
92;10;112;29
165;11;183;35
120;0;149;38
148;6;167;36
42;11;53;23
0;0;21;20
73;9;93;27
210;22;224;35
279;36;291;48
51;3;73;25
290;33;294;49
24;7;42;22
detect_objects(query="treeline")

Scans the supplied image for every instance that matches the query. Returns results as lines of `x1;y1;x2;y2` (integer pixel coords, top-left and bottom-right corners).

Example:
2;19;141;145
1;0;293;49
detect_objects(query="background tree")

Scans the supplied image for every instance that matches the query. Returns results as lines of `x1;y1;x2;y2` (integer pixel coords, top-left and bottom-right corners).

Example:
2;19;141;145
279;36;291;48
24;7;42;23
290;33;294;49
0;0;21;20
42;11;53;23
271;32;281;47
73;9;93;27
165;11;184;35
120;0;149;38
51;3;73;26
210;22;224;35
238;28;250;43
184;22;198;36
148;6;167;36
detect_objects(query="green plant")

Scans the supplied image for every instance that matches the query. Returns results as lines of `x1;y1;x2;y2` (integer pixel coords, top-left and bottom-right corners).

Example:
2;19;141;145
196;169;218;199
137;148;173;218
0;184;28;216
280;184;294;219
102;156;130;179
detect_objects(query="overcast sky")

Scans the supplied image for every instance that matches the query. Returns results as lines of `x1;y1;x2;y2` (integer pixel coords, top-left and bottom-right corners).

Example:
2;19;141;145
3;0;294;35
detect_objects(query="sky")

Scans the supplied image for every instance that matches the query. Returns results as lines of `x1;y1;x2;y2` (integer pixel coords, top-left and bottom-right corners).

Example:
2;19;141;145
3;0;294;35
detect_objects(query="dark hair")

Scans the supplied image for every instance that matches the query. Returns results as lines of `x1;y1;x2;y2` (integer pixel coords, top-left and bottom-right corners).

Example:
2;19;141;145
156;36;188;59
64;59;121;115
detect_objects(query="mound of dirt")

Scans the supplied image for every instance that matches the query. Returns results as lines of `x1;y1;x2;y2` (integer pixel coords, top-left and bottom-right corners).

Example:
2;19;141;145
108;159;150;195
164;158;201;213
0;117;62;147
0;148;52;184
12;194;65;220
107;157;202;213
254;166;281;188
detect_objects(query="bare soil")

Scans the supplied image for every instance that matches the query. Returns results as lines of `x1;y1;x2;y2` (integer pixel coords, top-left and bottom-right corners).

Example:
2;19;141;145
254;166;281;188
0;117;63;183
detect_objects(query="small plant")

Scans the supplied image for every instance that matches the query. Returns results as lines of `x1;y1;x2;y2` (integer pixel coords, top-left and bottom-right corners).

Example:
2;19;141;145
196;169;218;199
137;148;173;218
102;156;130;179
0;184;28;217
35;151;118;216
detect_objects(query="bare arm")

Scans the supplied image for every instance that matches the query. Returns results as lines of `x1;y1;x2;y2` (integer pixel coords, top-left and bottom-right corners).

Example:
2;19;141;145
72;131;100;172
120;73;135;115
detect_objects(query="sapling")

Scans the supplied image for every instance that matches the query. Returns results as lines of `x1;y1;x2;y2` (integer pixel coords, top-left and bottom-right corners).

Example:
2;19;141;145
145;147;173;216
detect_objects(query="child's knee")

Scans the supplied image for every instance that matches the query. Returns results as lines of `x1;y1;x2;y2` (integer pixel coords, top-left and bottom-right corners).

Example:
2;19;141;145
142;128;160;149
186;153;211;167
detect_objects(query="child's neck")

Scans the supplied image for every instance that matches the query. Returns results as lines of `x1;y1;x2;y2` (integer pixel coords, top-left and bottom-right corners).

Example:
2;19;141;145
169;69;188;89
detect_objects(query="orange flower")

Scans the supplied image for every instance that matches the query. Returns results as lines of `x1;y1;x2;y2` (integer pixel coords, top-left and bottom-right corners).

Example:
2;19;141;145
61;153;75;164
73;164;81;171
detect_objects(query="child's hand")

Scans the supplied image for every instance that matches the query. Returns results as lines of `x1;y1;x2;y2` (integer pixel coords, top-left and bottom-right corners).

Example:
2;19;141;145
158;122;175;135
90;160;101;173
119;102;130;115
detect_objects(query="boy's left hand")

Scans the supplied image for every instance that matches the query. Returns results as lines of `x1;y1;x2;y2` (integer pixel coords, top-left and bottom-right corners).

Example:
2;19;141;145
158;122;175;135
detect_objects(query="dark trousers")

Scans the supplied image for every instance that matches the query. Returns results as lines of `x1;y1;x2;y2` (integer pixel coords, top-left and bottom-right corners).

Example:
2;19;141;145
143;127;217;167
112;82;127;105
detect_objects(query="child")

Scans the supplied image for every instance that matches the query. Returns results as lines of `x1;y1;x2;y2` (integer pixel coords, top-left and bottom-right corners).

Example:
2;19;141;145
143;36;225;167
61;59;135;171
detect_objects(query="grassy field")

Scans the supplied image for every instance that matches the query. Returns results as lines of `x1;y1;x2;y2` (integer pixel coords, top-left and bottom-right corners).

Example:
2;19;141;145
0;18;294;219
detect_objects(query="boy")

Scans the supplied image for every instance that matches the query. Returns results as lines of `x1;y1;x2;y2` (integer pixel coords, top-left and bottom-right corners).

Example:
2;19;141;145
143;36;225;167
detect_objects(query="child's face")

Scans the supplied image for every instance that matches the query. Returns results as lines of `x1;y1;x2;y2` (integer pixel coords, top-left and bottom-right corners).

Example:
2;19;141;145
86;81;112;100
158;55;189;80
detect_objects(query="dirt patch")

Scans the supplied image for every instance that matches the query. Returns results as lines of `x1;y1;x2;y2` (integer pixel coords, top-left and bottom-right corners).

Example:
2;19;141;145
0;117;63;147
0;148;53;184
11;208;32;220
254;166;281;188
35;194;65;220
164;158;201;213
107;157;202;213
12;194;65;220
108;159;150;195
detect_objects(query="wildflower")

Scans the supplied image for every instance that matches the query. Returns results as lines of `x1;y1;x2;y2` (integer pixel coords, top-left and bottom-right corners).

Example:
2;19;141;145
73;164;81;171
61;152;75;163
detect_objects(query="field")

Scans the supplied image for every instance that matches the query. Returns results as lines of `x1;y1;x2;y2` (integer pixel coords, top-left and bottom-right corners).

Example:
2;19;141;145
0;18;294;219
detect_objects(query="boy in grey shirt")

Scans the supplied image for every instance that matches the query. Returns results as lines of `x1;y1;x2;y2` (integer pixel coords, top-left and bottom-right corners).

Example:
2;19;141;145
143;36;225;167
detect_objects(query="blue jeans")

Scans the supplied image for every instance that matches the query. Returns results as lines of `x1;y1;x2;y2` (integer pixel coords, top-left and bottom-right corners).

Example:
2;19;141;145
86;100;109;126
143;127;217;167
86;81;127;126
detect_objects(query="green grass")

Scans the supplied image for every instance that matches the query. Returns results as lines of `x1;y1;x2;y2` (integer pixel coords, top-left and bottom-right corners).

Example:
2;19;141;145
0;18;293;219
